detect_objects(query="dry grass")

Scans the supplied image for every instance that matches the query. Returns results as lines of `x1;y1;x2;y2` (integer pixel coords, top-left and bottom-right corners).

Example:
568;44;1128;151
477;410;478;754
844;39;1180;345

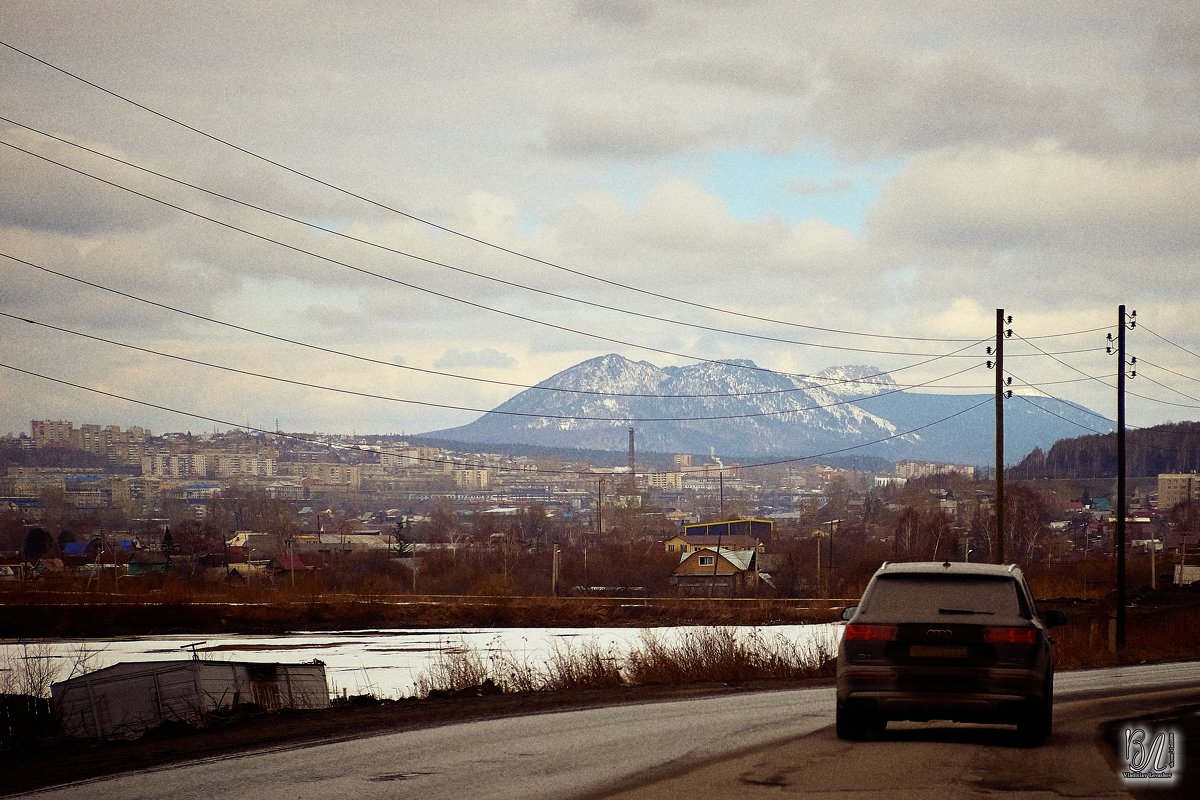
412;626;837;698
625;627;838;685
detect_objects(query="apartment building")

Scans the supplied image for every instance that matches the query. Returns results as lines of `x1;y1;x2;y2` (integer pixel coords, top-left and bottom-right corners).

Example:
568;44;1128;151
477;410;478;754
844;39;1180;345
77;424;149;467
211;453;277;478
381;445;442;470
30;419;74;448
295;462;362;490
645;471;685;491
895;460;976;480
142;452;211;478
452;468;490;490
1158;473;1200;510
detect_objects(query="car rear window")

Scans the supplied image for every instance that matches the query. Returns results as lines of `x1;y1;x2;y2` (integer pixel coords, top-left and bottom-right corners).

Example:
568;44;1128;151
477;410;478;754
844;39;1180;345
861;574;1024;618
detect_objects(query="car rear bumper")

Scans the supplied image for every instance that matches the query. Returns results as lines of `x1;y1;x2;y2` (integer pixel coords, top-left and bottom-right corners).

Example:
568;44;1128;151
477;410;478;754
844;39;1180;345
838;665;1048;723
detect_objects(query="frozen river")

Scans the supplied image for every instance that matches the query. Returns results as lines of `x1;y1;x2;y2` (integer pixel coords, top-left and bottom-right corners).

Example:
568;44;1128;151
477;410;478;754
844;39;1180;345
2;624;841;699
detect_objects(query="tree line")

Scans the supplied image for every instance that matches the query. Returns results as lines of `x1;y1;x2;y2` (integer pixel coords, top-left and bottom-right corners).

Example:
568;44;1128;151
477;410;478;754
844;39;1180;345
1010;421;1200;479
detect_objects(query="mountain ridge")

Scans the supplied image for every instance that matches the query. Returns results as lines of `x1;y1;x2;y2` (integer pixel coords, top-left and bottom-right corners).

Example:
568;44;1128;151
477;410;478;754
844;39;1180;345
424;354;1111;465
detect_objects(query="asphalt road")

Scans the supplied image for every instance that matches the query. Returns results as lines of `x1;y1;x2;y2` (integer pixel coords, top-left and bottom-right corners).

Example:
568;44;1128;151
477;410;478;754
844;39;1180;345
13;662;1200;800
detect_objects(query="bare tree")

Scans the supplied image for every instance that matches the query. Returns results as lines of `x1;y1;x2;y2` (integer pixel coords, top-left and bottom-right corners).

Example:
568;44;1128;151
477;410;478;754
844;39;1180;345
1007;486;1051;564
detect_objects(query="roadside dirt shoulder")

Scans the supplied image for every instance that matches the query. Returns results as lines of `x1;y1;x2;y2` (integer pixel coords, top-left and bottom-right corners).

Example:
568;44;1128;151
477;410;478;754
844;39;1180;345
0;679;828;797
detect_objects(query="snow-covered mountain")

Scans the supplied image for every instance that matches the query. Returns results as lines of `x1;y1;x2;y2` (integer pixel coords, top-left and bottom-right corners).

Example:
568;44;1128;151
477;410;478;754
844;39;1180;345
424;354;1110;465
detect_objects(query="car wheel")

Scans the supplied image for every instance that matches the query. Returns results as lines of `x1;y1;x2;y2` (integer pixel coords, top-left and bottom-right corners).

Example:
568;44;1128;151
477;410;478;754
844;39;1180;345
836;701;881;740
1017;684;1053;746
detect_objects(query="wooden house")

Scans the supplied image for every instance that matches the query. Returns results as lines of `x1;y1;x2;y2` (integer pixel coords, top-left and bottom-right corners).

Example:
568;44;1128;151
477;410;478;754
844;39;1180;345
671;547;766;598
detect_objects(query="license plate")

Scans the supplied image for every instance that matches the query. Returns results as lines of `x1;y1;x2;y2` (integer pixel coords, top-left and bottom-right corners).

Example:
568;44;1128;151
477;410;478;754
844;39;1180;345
909;644;968;659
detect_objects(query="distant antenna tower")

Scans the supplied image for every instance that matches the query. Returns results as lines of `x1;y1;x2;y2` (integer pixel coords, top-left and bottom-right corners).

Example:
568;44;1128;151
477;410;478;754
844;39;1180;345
627;427;636;492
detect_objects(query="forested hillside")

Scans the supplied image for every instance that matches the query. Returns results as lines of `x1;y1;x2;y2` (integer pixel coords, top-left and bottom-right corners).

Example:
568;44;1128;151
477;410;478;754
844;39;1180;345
1011;421;1200;479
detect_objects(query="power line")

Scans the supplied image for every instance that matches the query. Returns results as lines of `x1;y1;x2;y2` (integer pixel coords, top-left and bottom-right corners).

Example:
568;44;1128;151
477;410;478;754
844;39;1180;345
3;252;992;399
0;311;992;423
1;114;994;356
0;360;999;476
1140;323;1200;361
1136;357;1200;386
1135;368;1200;405
0;136;1108;367
1005;384;1114;435
0;40;993;345
1009;331;1118;387
1014;326;1200;411
727;397;996;471
1;139;1003;367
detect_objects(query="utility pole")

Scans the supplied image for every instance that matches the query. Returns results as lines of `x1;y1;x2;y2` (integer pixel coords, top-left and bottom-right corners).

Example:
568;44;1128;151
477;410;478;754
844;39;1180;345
627;427;636;494
596;478;604;537
719;472;725;519
551;541;560;597
991;310;1011;564
1112;305;1136;651
827;518;838;573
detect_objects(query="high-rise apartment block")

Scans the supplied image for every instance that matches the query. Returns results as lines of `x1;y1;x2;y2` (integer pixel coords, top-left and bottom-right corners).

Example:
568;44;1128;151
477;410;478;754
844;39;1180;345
1158;473;1200;510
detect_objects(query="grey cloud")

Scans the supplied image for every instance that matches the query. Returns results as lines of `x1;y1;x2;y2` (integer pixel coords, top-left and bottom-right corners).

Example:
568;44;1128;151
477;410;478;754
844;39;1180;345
654;51;815;97
543;96;701;159
805;47;1082;157
866;146;1200;259
574;0;655;28
434;348;519;370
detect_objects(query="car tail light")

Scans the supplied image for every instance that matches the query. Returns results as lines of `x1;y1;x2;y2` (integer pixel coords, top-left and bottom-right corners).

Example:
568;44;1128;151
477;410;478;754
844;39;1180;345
843;623;896;641
983;626;1037;645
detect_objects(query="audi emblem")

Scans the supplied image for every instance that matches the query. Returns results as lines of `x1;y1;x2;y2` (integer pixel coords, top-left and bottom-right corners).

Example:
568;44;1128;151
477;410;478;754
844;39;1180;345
924;628;955;639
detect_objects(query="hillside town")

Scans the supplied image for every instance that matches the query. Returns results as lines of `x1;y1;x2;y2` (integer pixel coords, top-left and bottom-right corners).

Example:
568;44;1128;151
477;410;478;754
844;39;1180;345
3;418;1197;597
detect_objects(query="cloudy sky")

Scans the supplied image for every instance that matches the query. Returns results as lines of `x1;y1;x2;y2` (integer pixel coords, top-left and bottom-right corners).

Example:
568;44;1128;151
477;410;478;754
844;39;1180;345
2;1;1199;445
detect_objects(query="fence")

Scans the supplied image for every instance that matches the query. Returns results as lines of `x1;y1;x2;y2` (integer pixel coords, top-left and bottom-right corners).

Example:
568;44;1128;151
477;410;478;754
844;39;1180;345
0;694;58;751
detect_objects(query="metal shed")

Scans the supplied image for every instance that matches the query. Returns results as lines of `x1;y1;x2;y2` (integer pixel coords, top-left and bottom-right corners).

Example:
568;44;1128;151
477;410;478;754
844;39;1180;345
51;659;329;740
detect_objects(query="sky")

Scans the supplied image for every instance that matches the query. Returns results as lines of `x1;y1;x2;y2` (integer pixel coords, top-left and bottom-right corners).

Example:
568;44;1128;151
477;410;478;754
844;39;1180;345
2;1;1199;445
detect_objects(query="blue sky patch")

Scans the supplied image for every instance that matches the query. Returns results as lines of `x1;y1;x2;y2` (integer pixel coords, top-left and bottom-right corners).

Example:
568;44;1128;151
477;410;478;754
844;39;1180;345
701;148;901;231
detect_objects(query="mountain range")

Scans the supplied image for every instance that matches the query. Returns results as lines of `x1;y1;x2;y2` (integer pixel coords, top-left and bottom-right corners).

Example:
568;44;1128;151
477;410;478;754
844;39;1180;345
425;354;1113;466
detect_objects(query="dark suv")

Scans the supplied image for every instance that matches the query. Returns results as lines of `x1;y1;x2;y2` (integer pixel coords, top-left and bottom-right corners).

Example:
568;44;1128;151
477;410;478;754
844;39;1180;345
836;561;1067;745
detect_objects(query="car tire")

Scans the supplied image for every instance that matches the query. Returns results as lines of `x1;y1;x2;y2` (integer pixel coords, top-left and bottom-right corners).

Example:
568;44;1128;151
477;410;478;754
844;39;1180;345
1017;682;1053;746
836;701;882;740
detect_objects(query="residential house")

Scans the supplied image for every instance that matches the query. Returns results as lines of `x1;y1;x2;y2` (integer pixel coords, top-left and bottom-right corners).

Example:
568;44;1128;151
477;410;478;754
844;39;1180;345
672;547;765;598
683;518;774;545
664;534;761;556
126;550;169;577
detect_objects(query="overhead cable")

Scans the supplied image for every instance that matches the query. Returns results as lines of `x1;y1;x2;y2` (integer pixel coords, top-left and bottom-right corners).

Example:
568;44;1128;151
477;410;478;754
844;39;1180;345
0;42;1113;345
0;360;999;476
2;114;994;355
4;251;992;398
0;140;1099;367
0;311;992;422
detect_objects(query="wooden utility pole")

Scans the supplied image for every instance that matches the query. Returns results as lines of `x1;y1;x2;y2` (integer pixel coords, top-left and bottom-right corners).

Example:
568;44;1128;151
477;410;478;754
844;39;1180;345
1115;304;1129;651
596;478;604;536
994;309;1006;564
